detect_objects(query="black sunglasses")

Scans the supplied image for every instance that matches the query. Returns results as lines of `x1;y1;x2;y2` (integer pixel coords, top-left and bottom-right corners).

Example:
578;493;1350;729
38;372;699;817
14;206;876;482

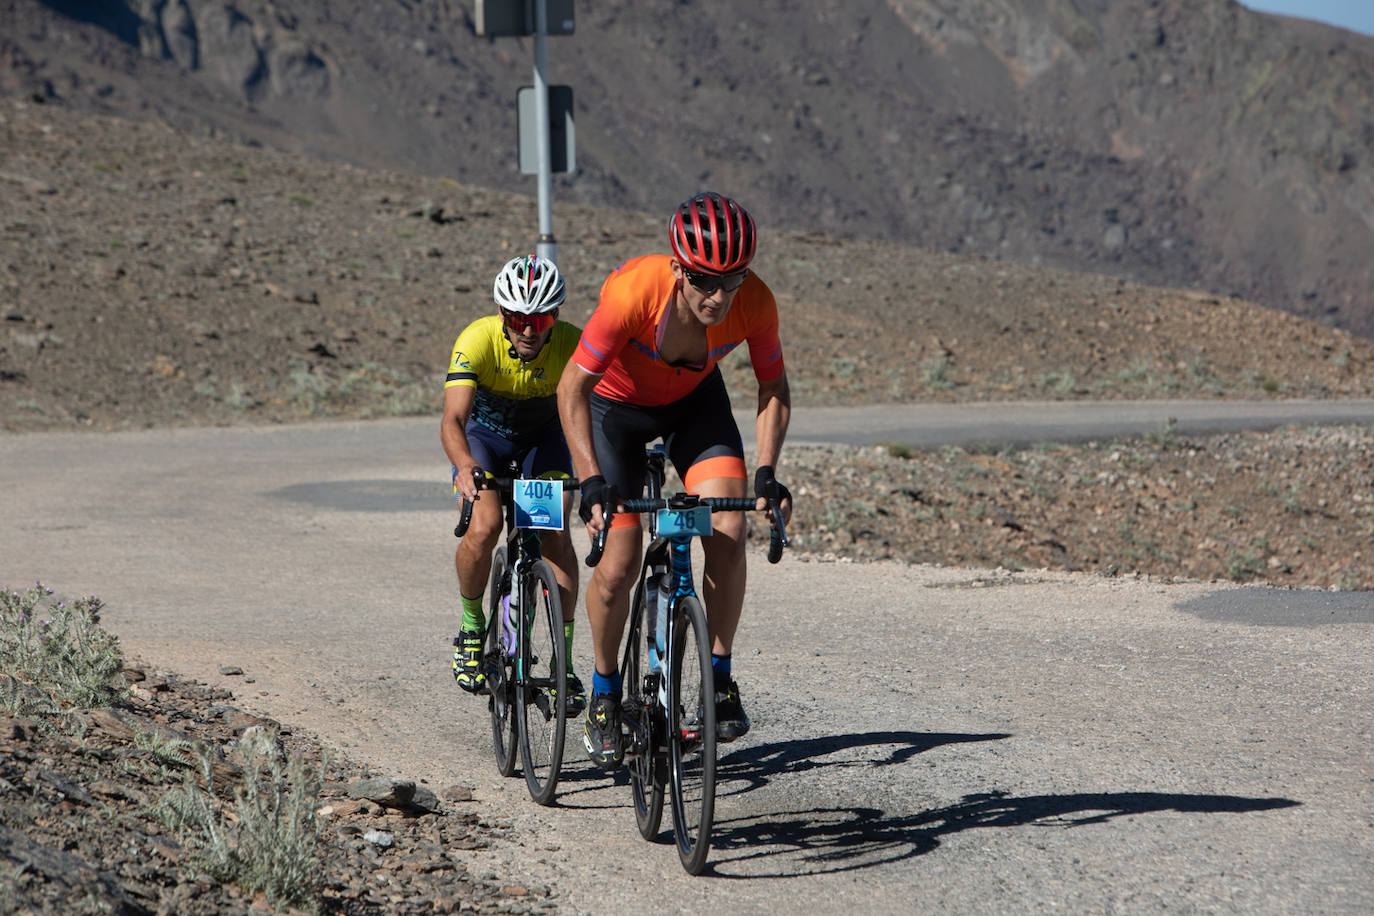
682;267;748;295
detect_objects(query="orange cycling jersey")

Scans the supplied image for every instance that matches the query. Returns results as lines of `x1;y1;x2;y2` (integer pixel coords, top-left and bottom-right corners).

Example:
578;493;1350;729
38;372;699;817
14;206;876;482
573;254;785;405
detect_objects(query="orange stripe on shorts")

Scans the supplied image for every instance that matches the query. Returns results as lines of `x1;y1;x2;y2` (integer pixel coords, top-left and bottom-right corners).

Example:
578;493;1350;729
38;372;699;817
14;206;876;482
608;511;641;531
683;454;747;492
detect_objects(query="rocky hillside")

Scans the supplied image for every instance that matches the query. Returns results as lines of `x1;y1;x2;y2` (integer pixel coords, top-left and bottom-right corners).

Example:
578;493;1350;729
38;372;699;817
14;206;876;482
3;0;1372;338
4;97;1373;435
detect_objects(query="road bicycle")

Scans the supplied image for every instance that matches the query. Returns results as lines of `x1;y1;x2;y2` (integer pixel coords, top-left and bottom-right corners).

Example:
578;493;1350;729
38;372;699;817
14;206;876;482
585;443;788;874
455;464;580;806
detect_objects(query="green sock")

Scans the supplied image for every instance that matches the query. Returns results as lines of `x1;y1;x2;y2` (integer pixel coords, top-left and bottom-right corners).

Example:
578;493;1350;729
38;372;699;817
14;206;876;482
461;594;486;632
564;620;575;672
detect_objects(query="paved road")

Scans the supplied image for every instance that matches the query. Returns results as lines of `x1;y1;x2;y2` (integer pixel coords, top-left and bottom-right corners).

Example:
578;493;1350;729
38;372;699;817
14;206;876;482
751;398;1374;447
2;407;1371;913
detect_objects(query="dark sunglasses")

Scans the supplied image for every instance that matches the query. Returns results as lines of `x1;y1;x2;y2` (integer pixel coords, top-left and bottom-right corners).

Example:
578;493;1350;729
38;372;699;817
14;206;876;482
501;309;557;334
682;267;748;295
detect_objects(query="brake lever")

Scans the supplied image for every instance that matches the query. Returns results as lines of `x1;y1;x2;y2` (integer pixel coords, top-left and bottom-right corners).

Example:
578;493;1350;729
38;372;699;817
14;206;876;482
585;515;609;567
766;501;789;564
453;467;488;538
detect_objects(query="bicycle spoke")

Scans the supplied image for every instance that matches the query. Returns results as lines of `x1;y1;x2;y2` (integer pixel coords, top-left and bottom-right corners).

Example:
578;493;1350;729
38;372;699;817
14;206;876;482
518;560;567;805
668;595;716;875
622;568;665;840
486;548;518;778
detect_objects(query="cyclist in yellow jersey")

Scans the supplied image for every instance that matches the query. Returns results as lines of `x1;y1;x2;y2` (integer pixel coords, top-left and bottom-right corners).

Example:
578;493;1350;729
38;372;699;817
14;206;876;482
441;255;586;713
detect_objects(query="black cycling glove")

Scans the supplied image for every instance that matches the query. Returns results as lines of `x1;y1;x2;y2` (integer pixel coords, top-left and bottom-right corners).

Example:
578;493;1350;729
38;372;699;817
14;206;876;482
754;465;791;505
578;474;610;524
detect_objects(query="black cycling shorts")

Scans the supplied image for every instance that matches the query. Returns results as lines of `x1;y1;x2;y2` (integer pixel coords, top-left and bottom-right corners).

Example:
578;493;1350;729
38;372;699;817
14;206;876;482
461;418;572;480
591;367;746;517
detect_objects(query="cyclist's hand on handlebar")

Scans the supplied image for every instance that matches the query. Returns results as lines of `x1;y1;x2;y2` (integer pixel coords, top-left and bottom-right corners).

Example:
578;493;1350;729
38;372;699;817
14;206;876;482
578;474;613;534
754;465;793;526
776;482;793;526
453;462;484;503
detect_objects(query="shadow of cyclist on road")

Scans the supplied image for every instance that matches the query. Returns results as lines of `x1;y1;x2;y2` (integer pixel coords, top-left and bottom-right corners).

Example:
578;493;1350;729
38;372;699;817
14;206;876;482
706;786;1299;879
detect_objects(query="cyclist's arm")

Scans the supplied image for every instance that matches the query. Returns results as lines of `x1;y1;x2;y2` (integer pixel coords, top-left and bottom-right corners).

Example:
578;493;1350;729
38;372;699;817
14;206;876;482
754;369;792;521
742;281;788;469
557;362;603;481
441;384;482;502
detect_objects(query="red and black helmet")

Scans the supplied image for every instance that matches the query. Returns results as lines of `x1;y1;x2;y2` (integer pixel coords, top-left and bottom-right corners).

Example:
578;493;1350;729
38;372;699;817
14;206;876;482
668;191;757;275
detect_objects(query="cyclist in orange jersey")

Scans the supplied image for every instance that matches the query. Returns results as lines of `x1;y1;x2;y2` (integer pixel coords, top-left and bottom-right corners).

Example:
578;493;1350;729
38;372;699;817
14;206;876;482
557;191;792;771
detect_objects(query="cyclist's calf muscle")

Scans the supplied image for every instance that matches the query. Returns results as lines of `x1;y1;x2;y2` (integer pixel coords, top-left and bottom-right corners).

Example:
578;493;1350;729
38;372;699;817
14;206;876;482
584;525;641;675
456;492;503;593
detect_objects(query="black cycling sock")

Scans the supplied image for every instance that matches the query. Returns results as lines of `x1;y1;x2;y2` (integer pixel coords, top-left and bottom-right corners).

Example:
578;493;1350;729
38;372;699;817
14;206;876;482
711;654;731;678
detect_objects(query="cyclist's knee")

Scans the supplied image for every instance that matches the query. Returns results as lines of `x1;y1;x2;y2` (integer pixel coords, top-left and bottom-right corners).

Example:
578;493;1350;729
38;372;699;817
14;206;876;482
543;530;578;568
708;510;748;544
590;557;636;602
459;515;502;552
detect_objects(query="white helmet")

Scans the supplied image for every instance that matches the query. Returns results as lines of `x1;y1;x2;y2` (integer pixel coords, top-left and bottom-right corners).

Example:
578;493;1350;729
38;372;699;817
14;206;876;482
493;255;565;314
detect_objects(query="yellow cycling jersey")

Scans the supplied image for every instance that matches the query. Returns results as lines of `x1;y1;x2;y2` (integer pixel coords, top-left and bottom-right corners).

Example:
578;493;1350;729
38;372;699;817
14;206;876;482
445;315;581;440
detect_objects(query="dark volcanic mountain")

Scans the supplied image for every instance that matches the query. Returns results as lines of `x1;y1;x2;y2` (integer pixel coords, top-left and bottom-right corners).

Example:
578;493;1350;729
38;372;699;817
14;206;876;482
4;0;1372;337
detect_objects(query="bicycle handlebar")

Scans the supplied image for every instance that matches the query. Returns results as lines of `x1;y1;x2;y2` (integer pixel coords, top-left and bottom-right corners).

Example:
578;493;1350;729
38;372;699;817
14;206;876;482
453;467;583;539
583;493;789;567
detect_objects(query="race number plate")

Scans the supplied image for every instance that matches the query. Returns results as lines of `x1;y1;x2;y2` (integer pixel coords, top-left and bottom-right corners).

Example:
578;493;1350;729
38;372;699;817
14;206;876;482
655;506;712;537
514;478;565;530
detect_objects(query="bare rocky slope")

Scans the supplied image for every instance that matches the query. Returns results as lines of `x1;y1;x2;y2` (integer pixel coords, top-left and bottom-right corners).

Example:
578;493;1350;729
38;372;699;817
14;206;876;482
2;653;548;914
4;0;1374;337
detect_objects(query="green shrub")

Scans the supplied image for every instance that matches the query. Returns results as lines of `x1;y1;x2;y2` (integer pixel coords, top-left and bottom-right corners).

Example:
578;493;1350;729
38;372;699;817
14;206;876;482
161;729;324;913
0;584;126;710
1145;417;1181;449
921;356;955;389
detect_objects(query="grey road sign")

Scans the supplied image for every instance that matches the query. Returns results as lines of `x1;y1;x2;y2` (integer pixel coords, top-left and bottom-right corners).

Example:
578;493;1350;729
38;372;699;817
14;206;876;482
474;0;573;36
518;84;574;174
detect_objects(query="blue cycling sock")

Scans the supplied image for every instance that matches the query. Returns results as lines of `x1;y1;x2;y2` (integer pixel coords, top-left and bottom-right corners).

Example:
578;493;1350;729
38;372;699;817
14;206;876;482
711;654;731;678
592;669;622;698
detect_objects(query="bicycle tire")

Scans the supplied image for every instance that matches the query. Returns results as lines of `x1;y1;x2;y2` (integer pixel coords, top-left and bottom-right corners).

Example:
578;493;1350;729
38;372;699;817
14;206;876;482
668;593;716;875
517;558;567;805
622;570;665;839
486;547;518;778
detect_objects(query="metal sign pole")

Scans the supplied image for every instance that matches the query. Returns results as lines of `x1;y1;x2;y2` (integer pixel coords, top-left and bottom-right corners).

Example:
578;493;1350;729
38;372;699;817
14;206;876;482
532;0;556;264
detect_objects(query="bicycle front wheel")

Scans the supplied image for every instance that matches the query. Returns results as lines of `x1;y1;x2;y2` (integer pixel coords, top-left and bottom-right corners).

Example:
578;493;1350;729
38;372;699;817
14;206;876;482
622;570;665;840
517;559;567;806
667;594;716;875
486;547;518;778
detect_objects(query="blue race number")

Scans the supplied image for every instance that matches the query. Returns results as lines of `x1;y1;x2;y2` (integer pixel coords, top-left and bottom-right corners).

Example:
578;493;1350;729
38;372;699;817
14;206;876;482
655;506;712;537
514;478;565;530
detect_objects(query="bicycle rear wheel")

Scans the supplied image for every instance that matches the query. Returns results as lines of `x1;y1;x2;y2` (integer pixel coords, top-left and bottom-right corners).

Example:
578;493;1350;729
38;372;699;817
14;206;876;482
517;559;567;805
486;547;517;778
622;570;665;839
667;594;716;875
